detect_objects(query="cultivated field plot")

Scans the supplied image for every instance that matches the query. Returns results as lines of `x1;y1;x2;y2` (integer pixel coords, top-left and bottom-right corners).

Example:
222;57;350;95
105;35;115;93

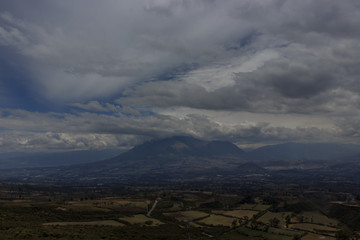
62;202;112;212
236;227;294;240
114;199;150;208
183;193;202;201
164;210;209;222
119;214;164;226
165;202;183;212
65;198;150;212
220;231;263;240
258;211;293;227
212;209;258;219
189;222;204;228
301;232;336;240
43;220;125;226
237;204;271;211
197;214;236;227
297;211;339;226
289;223;339;235
268;227;304;237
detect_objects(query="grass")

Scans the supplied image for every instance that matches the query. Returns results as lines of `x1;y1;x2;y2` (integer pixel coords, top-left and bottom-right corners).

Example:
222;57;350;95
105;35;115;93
220;231;262;240
164;210;209;222
119;214;164;226
189;222;204;228
268;227;304;237
289;223;339;233
180;210;210;219
43;220;125;226
301;232;336;240
63;203;111;212
213;209;258;219
236;227;293;240
258;211;293;227
197;214;236;227
298;211;338;226
65;199;150;214
237;204;271;211
166;202;183;211
115;199;150;208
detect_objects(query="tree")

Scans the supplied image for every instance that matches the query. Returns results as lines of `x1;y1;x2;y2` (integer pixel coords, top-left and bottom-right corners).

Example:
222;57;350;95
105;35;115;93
232;219;237;229
293;234;301;240
250;220;259;230
296;215;304;223
335;230;351;240
285;215;291;228
269;217;280;227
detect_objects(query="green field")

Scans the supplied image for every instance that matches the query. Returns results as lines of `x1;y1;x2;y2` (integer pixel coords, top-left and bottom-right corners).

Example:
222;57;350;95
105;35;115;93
268;227;304;237
258;211;293;227
213;209;258;219
166;202;183;211
220;231;263;240
119;214;164;226
114;199;150;208
64;198;149;213
197;214;236;227
289;223;339;234
237;204;271;211
43;220;125;226
63;202;112;212
0;183;358;240
301;232;336;240
297;211;339;226
236;227;294;240
165;210;209;222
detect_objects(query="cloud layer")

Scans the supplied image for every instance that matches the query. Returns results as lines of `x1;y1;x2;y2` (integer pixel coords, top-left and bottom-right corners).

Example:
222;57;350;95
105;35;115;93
1;0;360;152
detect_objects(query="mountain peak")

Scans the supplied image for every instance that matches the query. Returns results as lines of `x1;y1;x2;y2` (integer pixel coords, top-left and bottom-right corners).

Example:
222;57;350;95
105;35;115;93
118;136;244;160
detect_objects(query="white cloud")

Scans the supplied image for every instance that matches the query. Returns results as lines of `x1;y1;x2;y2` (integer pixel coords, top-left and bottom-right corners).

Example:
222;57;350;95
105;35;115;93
0;106;357;153
179;49;280;91
1;0;360;151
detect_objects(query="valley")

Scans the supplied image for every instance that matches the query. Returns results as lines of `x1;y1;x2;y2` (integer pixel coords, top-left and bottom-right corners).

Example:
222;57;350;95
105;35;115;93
0;182;359;239
0;136;360;239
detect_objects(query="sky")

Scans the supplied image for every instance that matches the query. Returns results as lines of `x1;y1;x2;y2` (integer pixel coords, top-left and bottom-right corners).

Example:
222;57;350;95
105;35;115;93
1;0;360;153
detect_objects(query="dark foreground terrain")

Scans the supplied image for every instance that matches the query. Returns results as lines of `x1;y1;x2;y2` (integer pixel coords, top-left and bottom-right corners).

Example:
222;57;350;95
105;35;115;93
0;180;360;240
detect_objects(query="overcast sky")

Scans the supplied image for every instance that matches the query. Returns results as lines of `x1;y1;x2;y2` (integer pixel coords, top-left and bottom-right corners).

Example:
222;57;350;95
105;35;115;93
1;0;360;153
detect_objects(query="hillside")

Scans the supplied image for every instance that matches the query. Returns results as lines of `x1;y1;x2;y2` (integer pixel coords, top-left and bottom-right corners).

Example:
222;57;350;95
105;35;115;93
0;150;122;169
1;137;360;184
87;136;248;173
248;142;360;161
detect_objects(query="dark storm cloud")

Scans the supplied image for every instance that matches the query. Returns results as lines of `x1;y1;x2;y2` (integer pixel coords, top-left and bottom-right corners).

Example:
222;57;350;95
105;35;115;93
2;0;360;104
119;37;360;116
1;0;360;152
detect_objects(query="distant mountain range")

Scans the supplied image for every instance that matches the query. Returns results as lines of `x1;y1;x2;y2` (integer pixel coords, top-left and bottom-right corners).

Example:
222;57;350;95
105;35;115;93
0;149;122;169
248;142;360;161
1;136;360;169
80;136;249;176
0;136;360;183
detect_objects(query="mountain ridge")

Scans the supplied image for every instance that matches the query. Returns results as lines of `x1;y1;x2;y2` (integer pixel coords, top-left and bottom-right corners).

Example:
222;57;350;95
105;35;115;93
0;136;360;183
248;142;360;161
